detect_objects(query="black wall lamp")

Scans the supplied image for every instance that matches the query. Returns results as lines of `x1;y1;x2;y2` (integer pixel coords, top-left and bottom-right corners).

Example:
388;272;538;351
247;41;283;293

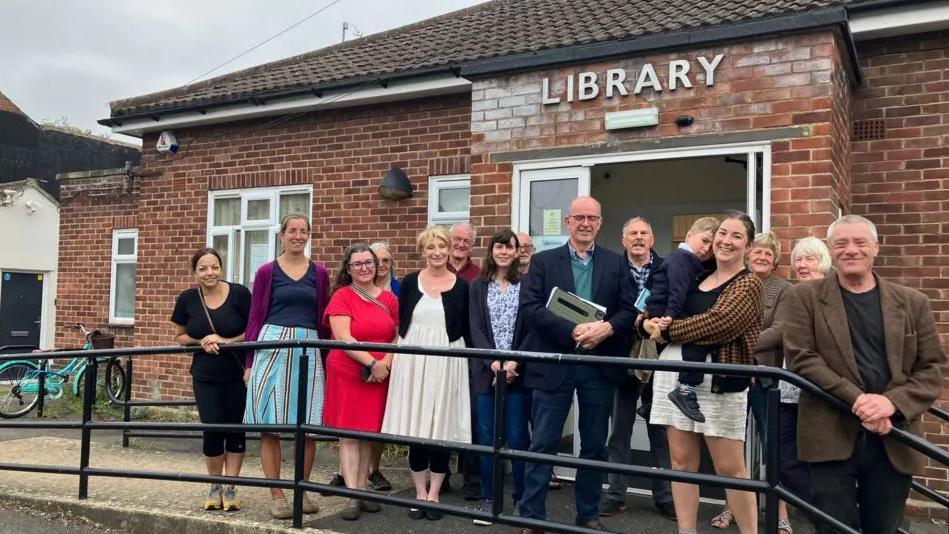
379;166;413;201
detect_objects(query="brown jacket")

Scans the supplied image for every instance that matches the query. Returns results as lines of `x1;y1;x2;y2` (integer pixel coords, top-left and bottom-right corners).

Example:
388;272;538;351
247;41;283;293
753;274;792;368
783;274;945;475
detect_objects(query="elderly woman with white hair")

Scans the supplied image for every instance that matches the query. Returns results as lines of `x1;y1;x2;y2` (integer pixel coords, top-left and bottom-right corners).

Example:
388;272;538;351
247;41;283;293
370;242;400;297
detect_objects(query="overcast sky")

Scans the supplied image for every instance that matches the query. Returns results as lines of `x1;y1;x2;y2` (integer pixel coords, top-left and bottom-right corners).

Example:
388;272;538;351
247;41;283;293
1;0;485;145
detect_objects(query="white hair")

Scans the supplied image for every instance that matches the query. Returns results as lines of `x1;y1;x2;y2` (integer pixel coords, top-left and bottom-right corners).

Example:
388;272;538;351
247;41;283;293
827;215;878;243
791;236;833;274
621;216;653;236
450;222;476;239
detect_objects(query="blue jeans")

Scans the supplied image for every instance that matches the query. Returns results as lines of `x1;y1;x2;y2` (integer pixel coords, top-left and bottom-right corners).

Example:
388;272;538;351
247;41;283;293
475;388;532;502
519;366;614;523
748;381;768;450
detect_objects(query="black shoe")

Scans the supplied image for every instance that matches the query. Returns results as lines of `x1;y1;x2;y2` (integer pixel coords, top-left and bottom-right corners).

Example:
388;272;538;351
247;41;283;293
442;474;453;493
668;387;706;423
655;501;676;520
318;472;344;495
636;401;651;421
368;471;392;492
425;507;443;521
472;499;493;526
598;499;626;517
408;508;425;519
462;480;482;501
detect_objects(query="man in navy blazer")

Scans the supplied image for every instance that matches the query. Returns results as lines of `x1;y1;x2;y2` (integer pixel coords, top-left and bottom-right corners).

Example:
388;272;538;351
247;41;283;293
517;196;637;532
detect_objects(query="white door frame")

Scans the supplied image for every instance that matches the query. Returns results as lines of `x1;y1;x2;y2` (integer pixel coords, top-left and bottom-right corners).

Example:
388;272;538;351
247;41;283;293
511;140;772;233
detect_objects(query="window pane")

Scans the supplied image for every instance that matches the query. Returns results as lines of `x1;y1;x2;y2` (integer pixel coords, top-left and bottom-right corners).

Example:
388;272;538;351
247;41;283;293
279;193;310;220
117;237;135;255
214;198;240;226
247;199;270;221
114;263;136;320
243;231;270;288
438;186;469;213
212;234;229;279
528;178;578;252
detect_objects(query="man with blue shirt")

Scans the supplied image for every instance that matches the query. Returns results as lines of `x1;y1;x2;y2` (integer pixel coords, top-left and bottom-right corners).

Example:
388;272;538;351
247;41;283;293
517;196;637;532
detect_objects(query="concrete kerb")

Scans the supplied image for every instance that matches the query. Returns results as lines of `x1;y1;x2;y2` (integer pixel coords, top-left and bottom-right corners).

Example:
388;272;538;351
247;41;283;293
0;491;330;534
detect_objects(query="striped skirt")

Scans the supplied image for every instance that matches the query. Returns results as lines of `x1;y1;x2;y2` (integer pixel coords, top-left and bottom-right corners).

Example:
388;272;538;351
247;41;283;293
244;324;324;426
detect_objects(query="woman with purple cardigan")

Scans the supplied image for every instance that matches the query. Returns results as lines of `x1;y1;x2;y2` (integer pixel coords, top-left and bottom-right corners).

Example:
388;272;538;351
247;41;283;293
243;214;330;520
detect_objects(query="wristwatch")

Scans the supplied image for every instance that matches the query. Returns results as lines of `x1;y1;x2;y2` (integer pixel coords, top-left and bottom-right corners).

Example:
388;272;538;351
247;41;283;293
366;359;376;372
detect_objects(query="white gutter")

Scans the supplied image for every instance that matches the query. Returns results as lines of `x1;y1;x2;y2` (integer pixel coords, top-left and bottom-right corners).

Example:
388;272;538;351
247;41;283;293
110;73;472;137
849;1;949;41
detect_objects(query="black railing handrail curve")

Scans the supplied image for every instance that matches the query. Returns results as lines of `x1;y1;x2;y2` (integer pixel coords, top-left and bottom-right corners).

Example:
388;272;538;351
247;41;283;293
3;339;946;466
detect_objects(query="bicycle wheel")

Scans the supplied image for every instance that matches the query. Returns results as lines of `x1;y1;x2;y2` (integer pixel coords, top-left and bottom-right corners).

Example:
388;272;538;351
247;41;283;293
105;358;127;404
0;362;41;418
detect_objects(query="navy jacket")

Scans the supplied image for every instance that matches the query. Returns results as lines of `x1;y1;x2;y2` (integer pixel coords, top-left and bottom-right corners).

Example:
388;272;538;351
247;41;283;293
468;277;527;395
645;246;703;319
517;243;637;391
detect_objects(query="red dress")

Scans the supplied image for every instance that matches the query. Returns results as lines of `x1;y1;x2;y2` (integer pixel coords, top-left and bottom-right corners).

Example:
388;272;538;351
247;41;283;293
322;286;399;432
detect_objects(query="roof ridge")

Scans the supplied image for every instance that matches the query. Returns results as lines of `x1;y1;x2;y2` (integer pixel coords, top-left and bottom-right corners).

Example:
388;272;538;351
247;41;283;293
0;90;29;116
110;0;500;112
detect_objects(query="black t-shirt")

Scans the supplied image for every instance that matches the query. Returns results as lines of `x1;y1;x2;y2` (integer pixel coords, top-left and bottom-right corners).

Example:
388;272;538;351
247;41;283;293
841;285;890;394
171;283;252;382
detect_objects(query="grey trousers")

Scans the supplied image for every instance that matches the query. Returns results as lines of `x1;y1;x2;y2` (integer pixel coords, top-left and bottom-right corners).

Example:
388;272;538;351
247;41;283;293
604;378;673;505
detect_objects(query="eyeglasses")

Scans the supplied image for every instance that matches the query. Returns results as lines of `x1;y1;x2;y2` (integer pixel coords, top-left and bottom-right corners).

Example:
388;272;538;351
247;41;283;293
451;236;474;246
518;245;534;252
569;215;602;223
378;258;392;264
349;260;376;271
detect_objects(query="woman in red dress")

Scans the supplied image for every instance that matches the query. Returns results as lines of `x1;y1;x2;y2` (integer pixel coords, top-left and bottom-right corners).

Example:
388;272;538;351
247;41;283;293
323;243;398;520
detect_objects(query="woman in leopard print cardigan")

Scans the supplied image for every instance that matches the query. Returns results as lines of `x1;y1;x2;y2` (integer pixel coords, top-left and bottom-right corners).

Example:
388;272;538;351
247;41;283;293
644;212;763;534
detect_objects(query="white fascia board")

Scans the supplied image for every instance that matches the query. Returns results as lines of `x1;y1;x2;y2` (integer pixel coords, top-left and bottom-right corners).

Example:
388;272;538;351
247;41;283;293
849;1;949;41
110;73;472;137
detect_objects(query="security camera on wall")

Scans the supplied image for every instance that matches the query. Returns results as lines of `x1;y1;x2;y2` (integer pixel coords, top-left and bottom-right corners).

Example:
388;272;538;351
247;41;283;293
156;130;179;154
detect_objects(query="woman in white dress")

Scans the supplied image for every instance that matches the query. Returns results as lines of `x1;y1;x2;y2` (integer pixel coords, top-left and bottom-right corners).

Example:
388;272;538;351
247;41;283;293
381;225;470;521
644;212;763;534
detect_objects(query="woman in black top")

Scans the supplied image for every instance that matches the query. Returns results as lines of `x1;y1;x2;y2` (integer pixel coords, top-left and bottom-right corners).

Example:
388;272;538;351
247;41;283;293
172;247;251;512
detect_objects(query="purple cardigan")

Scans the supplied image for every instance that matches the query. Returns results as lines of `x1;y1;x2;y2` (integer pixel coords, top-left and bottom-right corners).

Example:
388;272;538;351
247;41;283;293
244;260;330;367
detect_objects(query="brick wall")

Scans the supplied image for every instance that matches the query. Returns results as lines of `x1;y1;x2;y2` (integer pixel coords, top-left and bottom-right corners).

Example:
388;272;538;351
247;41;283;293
86;94;470;399
851;30;949;516
57;169;139;350
468;30;853;267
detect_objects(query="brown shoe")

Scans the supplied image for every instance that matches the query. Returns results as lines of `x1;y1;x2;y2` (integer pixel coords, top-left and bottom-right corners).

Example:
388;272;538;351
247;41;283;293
302;493;319;514
341;499;361;521
270;497;292;520
575;519;605;530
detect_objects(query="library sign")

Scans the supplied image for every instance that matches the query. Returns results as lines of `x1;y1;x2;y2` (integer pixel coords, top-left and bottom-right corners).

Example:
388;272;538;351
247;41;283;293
541;54;725;105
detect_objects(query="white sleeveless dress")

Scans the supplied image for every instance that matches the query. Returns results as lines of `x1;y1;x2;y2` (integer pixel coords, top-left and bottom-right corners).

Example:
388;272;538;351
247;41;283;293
381;293;471;443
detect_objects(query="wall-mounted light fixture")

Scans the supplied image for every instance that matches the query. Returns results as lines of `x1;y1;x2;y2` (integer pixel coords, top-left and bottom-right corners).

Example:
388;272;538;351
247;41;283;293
378;166;413;201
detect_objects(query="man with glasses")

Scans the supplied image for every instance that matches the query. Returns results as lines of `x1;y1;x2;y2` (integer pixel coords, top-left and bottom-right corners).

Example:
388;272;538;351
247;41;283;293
517;196;637;532
448;223;481;282
517;232;534;275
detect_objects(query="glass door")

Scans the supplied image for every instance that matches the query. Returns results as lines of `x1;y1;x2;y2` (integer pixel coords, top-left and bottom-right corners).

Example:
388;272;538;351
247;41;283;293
517;166;591;253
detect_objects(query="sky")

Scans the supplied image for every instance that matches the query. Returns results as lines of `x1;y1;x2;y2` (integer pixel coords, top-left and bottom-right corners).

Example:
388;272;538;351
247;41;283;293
1;0;486;145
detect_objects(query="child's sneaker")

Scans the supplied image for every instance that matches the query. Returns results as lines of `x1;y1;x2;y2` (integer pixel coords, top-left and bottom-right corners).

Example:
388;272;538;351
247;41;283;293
668;385;705;423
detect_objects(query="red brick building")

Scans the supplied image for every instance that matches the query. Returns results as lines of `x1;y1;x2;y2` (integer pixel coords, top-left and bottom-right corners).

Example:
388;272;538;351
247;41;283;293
58;0;947;510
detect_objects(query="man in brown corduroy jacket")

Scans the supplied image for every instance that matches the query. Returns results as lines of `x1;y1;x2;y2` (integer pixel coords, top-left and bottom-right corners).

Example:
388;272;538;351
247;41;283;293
783;215;945;534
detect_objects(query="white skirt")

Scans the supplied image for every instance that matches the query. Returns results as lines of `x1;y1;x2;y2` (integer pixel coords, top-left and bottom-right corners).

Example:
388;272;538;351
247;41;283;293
381;295;471;443
650;344;748;441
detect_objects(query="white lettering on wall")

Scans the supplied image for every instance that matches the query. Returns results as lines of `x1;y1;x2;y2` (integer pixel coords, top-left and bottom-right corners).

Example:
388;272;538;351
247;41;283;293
578;72;599;100
697;54;725;86
605;68;628;98
668;60;692;90
538;54;724;105
634;63;662;94
542;77;561;105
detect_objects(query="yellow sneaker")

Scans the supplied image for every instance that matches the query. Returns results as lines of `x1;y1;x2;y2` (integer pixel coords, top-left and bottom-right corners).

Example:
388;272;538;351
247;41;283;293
203;485;223;510
222;485;240;511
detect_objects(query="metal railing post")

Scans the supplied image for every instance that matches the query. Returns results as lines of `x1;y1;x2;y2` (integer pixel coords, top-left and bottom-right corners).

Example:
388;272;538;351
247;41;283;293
36;360;47;418
764;386;780;532
78;355;97;499
122;358;133;448
491;369;508;518
292;345;310;529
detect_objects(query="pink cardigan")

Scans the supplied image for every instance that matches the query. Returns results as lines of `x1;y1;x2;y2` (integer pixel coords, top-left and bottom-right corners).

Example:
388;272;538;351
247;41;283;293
244;260;330;367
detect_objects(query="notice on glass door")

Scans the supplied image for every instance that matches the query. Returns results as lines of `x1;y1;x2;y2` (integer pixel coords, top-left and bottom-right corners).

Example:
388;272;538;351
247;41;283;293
543;209;562;236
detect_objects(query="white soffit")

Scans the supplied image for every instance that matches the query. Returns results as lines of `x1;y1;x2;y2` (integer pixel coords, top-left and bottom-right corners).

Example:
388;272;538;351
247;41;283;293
849;1;949;41
110;74;472;137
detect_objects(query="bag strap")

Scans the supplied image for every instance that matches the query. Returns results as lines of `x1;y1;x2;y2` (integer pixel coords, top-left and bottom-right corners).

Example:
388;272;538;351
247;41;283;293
197;287;218;335
349;284;390;313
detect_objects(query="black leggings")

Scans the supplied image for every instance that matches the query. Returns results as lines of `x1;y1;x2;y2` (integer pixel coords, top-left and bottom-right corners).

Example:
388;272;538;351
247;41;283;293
193;378;247;457
408;446;450;474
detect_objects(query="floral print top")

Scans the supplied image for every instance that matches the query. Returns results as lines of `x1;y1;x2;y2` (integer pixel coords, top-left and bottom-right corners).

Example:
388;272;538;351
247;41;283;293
487;280;520;351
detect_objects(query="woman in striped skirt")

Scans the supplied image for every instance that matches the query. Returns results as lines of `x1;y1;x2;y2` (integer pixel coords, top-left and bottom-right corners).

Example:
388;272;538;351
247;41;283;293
243;214;330;520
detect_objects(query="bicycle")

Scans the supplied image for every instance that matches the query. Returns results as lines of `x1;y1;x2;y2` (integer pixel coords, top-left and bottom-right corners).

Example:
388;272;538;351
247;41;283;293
0;323;128;418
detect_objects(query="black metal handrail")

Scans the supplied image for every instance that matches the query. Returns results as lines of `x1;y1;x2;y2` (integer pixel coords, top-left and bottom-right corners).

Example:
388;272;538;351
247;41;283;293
0;340;945;533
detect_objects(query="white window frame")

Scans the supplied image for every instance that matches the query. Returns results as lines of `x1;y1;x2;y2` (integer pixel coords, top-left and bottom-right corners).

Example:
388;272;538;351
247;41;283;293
427;174;471;226
109;228;138;326
207;185;313;286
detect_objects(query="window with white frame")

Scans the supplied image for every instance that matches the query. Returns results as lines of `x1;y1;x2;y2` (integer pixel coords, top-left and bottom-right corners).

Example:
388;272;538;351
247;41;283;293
208;186;312;289
428;175;470;226
110;229;138;325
